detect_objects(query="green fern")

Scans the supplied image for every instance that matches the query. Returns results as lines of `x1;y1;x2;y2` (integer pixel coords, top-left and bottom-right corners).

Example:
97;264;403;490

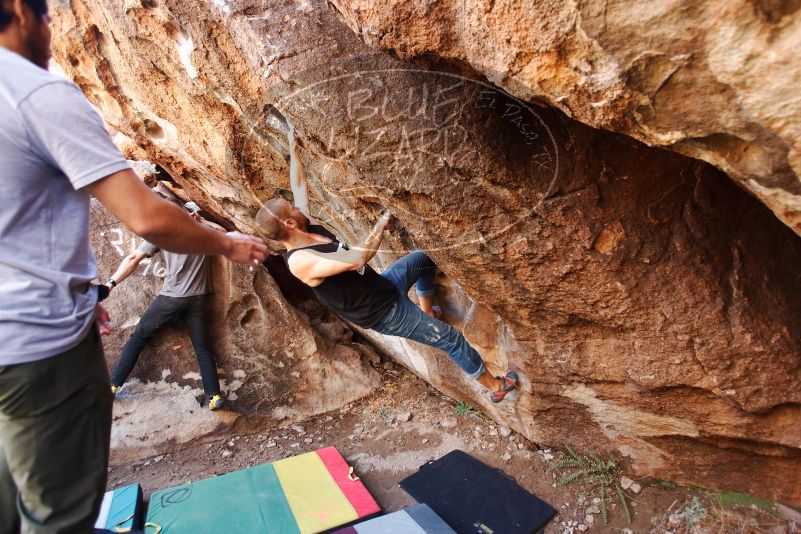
615;483;632;524
551;447;632;525
554;457;581;469
599;484;608;524
556;467;593;487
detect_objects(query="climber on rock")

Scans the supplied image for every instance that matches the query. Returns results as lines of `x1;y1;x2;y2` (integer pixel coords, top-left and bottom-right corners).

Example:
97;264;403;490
255;124;519;403
104;197;225;411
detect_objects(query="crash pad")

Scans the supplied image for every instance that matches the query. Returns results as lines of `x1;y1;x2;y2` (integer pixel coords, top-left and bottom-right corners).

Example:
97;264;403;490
331;504;456;534
399;450;556;534
94;483;143;531
146;447;380;533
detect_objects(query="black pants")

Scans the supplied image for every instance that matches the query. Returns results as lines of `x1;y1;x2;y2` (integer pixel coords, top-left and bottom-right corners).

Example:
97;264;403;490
110;295;220;395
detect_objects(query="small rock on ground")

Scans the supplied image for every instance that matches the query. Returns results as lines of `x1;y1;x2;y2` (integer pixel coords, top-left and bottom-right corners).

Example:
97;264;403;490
440;418;458;428
394;411;412;423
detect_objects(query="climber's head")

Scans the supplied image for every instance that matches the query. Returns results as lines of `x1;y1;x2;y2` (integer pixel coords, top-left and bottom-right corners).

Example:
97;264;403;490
256;198;310;241
0;0;51;69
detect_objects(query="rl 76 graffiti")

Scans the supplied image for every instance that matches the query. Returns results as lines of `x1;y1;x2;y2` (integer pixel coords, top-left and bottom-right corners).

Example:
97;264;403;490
100;227;167;277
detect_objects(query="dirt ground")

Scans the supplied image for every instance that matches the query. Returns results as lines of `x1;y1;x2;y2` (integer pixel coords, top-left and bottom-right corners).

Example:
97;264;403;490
107;360;800;534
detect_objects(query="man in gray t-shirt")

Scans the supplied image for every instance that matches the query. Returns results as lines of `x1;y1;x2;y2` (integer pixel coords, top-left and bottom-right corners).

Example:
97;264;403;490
0;2;267;531
104;202;224;410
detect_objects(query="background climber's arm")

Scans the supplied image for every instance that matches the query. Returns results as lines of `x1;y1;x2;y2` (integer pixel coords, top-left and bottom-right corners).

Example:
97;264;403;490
106;249;149;289
288;124;316;224
287;212;393;285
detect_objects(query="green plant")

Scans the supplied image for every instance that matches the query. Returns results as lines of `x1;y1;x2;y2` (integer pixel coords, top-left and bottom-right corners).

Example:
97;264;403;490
455;401;477;417
658;479;678;490
375;407;392;424
454;401;492;422
550;447;632;524
714;491;775;513
678;496;707;526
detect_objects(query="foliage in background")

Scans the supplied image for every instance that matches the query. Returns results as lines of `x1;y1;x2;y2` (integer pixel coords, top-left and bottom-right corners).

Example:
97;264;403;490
550;447;632;524
454;401;491;421
375;406;392;424
714;491;775;513
677;496;708;527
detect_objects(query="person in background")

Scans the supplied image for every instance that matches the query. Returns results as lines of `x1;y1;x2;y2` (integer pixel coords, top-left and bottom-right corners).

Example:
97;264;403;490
105;200;226;411
0;1;268;531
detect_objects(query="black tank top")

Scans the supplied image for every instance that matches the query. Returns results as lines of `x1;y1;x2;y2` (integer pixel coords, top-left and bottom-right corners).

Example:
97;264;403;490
283;225;399;328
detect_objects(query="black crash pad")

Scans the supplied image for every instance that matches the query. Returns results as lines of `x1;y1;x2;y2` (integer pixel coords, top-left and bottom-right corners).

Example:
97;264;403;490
399;450;556;534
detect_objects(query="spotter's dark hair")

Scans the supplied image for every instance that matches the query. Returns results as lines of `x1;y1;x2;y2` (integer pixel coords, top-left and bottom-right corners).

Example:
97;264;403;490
0;0;48;32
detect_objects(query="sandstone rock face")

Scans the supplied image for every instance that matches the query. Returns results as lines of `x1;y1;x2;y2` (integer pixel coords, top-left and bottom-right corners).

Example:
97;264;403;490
90;200;379;419
54;0;801;504
331;0;801;237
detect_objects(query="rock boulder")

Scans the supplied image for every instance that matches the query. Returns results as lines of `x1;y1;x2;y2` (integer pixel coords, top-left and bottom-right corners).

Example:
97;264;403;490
54;0;801;505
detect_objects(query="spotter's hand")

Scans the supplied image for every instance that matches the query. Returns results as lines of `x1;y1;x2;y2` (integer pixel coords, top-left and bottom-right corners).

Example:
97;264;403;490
224;232;268;266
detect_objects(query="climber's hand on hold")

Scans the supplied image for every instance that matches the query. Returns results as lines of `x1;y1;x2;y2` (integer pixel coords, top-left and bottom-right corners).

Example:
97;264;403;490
378;210;397;234
224;231;269;268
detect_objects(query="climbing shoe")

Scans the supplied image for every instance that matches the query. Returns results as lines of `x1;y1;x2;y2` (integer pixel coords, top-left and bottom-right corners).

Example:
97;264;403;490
490;371;519;403
208;394;224;411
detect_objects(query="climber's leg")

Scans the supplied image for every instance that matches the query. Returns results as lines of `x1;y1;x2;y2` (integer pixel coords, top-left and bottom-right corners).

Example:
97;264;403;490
381;251;438;317
372;296;515;397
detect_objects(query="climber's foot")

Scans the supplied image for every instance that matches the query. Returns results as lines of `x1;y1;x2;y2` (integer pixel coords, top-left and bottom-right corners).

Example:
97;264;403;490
489;371;519;403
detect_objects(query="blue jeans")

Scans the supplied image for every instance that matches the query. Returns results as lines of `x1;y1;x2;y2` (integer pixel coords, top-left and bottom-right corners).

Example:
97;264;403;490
373;251;487;379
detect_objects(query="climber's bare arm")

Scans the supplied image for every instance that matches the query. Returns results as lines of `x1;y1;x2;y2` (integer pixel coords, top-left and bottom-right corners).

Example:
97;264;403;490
288;124;316;224
287;212;393;286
